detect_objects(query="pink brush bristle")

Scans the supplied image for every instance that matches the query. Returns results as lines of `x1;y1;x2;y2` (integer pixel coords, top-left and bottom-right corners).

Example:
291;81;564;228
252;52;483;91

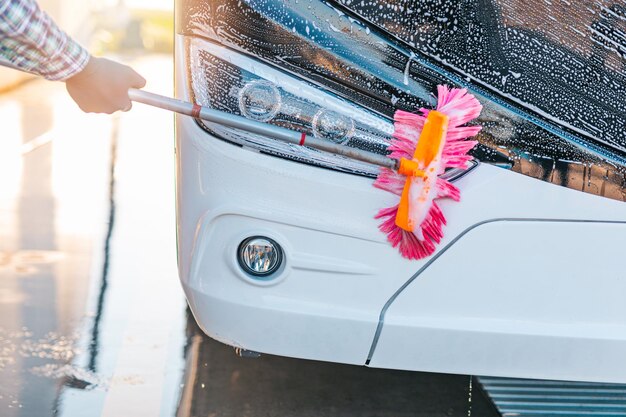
374;86;482;260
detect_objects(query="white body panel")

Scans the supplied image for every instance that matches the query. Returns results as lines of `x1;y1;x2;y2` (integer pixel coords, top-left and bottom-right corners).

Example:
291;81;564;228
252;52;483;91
175;113;423;364
175;37;626;382
370;220;626;383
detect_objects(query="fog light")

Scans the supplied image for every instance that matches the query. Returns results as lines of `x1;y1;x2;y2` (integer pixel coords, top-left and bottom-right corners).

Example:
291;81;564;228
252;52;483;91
237;237;283;277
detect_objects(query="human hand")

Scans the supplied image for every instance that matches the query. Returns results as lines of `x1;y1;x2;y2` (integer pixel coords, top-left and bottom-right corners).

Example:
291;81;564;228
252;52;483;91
65;56;146;114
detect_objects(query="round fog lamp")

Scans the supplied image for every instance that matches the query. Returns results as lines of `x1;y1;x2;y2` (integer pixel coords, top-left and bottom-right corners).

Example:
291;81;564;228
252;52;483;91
237;237;283;277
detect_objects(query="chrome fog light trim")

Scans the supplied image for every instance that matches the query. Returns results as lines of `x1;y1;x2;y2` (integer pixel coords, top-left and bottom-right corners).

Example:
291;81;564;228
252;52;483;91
237;236;284;278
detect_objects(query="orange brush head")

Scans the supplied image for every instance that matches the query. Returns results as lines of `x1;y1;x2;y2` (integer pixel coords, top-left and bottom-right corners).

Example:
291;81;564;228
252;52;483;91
395;111;449;232
374;86;482;260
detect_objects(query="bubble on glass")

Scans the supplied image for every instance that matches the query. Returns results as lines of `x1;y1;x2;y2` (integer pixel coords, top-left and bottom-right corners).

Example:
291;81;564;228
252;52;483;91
312;109;355;144
238;80;282;122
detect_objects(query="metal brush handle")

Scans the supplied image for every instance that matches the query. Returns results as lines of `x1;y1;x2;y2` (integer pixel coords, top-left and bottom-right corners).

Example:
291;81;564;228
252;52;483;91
128;88;397;171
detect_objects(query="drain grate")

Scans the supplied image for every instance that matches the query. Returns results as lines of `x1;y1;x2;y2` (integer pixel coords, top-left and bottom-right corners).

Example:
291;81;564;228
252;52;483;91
477;376;626;416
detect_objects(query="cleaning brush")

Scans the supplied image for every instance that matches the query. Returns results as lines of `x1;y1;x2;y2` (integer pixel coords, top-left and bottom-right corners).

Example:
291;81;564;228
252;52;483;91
374;85;482;259
128;85;481;260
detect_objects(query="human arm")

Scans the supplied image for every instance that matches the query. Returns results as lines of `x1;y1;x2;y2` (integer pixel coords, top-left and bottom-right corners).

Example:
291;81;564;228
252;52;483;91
1;0;145;113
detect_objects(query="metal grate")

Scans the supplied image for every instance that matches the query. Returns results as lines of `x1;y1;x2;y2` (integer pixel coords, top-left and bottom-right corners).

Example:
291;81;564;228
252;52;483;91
477;376;626;417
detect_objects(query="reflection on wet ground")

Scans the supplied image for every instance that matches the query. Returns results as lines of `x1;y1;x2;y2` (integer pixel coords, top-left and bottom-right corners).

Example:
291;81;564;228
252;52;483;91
0;54;499;417
0;54;187;417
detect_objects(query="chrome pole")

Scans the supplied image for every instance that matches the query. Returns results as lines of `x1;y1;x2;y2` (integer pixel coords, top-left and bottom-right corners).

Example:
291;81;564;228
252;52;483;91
128;88;397;171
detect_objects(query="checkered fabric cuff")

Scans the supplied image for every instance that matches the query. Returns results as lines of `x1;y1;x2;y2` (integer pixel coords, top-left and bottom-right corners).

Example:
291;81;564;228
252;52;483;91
0;0;91;81
42;36;90;81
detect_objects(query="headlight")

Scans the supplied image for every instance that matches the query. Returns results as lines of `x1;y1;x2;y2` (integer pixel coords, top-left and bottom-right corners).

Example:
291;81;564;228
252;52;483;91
186;37;394;177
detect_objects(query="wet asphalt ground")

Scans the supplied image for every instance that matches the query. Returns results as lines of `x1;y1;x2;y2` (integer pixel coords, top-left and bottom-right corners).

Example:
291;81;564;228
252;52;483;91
181;317;500;417
0;54;501;417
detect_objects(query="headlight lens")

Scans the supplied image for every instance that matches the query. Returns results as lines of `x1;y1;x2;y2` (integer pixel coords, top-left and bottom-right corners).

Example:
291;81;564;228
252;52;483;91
238;80;282;122
187;37;394;177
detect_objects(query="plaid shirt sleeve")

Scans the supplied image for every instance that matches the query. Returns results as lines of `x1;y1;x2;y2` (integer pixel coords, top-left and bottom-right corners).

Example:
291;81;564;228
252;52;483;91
0;0;90;81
